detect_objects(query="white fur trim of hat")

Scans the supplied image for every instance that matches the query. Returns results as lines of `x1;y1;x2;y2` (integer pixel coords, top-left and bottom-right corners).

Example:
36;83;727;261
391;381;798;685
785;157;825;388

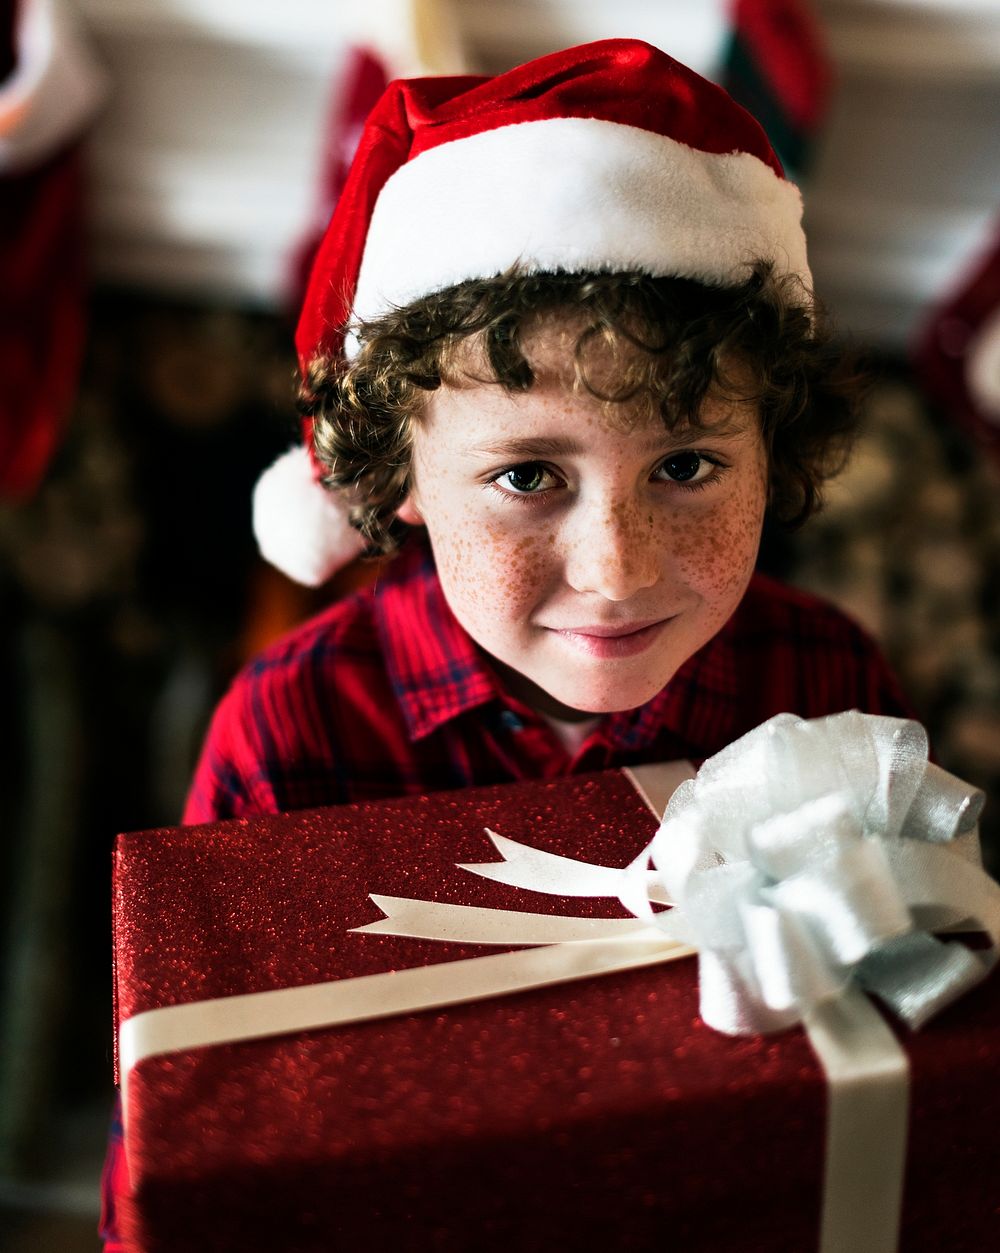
350;116;809;344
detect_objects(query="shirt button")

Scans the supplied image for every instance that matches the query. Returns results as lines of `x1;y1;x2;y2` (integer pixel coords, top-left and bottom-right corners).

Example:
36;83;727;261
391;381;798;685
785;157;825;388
499;709;523;733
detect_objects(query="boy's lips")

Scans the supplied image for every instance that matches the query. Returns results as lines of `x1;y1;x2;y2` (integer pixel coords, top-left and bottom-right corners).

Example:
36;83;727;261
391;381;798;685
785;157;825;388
546;617;672;659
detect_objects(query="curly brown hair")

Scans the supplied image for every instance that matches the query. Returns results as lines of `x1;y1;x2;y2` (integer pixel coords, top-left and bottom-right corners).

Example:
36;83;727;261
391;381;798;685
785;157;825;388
303;262;862;555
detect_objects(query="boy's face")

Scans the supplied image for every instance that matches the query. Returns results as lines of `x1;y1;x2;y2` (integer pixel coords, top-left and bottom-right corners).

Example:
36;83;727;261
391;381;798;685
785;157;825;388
398;321;769;719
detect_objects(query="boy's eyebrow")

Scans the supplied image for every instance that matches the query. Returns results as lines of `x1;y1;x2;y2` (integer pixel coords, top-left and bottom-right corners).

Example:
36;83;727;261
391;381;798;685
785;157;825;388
466;436;588;458
465;416;754;459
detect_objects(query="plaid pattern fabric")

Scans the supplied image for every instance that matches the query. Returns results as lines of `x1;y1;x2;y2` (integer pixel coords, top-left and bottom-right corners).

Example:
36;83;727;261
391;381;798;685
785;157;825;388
183;538;911;821
101;538;910;1247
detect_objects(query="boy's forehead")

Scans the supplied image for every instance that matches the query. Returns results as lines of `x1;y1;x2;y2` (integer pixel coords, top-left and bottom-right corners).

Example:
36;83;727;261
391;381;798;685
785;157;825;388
425;361;760;455
446;305;589;375
523;307;632;380
454;401;759;454
451;305;753;398
524;312;762;434
443;307;643;410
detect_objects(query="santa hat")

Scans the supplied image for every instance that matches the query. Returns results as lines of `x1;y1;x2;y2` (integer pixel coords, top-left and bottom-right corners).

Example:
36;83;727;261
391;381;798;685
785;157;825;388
254;38;811;586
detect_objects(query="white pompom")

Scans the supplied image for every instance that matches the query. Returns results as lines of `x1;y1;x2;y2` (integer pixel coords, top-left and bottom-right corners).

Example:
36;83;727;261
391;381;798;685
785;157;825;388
252;446;366;586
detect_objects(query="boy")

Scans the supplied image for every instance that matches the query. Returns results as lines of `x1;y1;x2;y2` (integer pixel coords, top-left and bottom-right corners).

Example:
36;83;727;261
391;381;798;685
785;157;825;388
102;38;908;1247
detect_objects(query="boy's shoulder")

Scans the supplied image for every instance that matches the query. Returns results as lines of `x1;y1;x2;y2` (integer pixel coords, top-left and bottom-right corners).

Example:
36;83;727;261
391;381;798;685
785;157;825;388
241;537;434;678
722;571;912;722
185;544;476;820
731;570;890;670
220;540;442;734
210;581;384;724
187;580;406;821
737;571;875;638
245;584;379;679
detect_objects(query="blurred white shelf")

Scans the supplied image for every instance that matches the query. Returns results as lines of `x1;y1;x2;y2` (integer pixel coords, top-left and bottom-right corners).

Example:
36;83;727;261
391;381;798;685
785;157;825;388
821;0;1000;79
73;0;1000;345
807;0;1000;341
457;0;729;73
78;0;405;53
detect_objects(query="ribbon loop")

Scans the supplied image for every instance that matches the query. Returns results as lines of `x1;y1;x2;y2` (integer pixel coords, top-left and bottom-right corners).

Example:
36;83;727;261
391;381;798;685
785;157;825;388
641;713;997;1035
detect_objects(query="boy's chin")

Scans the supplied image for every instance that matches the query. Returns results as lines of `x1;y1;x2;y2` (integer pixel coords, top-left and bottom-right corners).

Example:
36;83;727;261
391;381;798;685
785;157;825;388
491;658;663;721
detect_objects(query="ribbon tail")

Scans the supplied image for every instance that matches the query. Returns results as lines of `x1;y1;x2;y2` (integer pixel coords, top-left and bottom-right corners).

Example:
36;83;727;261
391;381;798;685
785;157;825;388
458;830;676;902
459;832;673;904
354;896;657;945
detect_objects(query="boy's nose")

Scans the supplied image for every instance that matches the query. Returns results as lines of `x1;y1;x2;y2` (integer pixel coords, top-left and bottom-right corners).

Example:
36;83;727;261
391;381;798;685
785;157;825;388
563;501;661;601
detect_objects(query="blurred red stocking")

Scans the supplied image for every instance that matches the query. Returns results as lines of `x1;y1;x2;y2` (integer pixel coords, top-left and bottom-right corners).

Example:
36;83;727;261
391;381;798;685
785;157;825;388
0;0;104;500
913;222;1000;462
721;0;832;180
288;46;390;314
288;2;466;314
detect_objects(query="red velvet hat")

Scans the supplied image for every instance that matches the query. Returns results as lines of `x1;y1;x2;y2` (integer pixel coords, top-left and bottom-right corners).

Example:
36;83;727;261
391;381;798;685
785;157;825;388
255;38;811;586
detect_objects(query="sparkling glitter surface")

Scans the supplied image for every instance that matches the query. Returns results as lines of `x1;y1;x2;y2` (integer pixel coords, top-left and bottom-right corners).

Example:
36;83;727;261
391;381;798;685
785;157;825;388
113;771;1000;1252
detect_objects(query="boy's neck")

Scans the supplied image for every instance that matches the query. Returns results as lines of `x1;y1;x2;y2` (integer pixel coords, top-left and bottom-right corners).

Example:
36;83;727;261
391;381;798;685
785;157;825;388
488;655;602;723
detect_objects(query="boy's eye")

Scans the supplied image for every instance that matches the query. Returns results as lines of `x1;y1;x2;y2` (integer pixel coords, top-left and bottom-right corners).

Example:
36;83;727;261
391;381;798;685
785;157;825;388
655;451;717;485
494;462;555;494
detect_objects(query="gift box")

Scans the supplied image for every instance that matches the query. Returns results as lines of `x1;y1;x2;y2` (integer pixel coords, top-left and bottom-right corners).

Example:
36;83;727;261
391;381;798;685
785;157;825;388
113;758;1000;1253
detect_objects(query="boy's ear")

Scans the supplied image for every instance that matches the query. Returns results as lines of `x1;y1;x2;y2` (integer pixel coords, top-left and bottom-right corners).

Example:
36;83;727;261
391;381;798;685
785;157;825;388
396;495;424;526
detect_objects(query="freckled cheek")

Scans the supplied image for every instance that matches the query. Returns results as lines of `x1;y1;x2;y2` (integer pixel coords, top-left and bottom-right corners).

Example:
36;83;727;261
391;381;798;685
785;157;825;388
434;516;552;620
670;474;768;605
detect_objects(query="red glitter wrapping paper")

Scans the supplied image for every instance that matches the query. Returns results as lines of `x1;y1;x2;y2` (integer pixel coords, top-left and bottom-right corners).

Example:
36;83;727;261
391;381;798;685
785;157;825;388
113;770;1000;1253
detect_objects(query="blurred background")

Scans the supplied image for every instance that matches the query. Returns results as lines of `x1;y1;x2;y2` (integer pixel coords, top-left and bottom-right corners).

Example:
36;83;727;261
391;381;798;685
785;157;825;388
1;0;998;1247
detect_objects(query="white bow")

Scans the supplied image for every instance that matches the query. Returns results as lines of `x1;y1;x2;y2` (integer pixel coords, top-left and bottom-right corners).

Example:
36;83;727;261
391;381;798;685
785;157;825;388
364;712;1000;1037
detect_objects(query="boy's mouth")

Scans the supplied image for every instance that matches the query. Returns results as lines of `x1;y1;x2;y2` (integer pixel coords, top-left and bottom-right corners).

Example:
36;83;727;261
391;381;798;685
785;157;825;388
548;618;670;659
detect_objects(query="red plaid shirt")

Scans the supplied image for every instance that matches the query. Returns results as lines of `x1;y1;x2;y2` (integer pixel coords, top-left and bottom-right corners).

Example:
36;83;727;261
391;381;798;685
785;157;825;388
102;538;909;1247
